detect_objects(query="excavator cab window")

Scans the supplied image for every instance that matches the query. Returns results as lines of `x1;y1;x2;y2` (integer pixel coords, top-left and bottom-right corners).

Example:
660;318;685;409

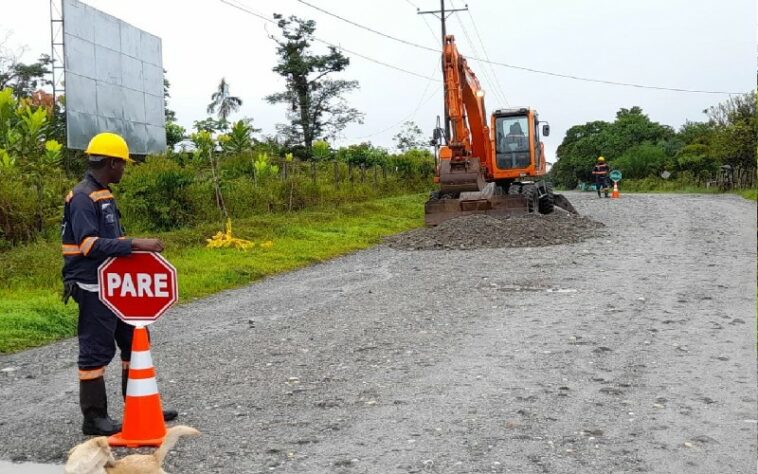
495;116;531;170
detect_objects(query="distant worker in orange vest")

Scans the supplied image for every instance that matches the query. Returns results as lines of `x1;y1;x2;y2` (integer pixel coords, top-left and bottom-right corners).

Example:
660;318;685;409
592;156;610;198
61;132;177;436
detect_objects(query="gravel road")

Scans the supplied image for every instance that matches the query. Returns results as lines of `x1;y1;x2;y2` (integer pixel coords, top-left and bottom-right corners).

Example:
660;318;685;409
0;192;755;473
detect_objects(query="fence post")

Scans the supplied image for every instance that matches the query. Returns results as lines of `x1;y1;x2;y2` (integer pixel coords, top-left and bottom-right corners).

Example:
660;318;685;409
373;165;378;186
361;163;366;183
349;162;353;184
382;164;387;181
334;160;339;185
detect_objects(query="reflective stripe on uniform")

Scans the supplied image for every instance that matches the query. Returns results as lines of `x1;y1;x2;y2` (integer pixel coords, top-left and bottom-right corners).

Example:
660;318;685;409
88;190;113;202
80;236;99;255
129;350;153;370
126;377;159;397
79;367;105;380
62;244;81;256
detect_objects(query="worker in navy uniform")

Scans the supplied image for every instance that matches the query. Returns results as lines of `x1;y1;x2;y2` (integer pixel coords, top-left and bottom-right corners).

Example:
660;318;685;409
592;156;610;198
62;132;177;436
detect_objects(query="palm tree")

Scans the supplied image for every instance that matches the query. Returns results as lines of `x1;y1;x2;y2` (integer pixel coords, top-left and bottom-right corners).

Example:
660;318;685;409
207;78;242;122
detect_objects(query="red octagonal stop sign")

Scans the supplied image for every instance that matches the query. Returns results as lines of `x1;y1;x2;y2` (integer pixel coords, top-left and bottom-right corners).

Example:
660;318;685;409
98;251;178;325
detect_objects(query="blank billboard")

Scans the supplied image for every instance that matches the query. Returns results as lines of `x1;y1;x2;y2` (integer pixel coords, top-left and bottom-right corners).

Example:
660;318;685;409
63;0;166;155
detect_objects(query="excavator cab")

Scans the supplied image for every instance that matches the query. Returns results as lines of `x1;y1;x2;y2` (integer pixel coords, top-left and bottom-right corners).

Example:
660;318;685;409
495;115;532;170
491;108;547;182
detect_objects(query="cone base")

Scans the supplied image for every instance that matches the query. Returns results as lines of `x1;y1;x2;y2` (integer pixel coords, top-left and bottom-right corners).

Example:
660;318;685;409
108;432;166;448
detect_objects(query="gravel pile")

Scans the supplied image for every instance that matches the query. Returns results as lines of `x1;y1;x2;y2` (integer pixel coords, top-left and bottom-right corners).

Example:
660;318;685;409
385;213;605;250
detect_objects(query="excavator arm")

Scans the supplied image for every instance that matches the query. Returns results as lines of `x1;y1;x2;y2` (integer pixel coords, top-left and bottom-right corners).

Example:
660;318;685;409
444;35;491;167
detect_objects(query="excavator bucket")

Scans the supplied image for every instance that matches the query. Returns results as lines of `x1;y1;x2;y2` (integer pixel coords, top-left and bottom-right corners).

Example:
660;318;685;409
424;182;529;226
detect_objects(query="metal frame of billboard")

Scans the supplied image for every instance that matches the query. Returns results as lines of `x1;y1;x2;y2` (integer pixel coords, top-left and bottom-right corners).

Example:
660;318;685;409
61;0;166;155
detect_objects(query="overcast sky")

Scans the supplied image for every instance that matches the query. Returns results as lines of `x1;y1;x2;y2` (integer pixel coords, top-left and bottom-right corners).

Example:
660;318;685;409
1;0;755;160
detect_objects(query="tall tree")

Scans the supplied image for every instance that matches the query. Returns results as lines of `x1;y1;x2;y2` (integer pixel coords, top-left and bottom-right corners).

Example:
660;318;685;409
705;91;756;170
266;14;363;158
393;121;427;152
0;52;51;99
207;77;242;123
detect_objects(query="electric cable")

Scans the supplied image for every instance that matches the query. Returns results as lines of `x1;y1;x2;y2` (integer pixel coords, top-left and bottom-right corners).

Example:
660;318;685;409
291;0;745;95
448;0;509;107
218;0;439;81
460;3;510;107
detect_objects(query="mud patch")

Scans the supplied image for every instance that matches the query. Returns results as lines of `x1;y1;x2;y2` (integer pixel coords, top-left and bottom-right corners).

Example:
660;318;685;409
385;213;605;250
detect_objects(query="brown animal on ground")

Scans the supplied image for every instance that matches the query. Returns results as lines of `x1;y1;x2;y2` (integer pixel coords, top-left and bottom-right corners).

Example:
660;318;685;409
64;425;200;474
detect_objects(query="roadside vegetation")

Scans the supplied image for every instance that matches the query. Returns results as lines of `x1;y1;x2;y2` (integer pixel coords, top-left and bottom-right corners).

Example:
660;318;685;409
550;97;756;195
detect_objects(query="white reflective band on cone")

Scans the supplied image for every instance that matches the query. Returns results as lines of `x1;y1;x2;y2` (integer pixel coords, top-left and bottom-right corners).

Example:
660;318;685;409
126;377;159;397
130;350;153;370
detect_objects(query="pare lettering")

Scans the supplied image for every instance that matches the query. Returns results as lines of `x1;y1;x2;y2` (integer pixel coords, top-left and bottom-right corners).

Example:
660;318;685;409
106;273;169;298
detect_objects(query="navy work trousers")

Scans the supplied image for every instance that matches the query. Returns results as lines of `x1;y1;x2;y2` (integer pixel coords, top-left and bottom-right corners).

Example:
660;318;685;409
71;286;134;370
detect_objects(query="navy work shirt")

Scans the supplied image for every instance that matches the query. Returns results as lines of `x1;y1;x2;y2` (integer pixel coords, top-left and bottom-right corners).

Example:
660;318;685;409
61;172;132;284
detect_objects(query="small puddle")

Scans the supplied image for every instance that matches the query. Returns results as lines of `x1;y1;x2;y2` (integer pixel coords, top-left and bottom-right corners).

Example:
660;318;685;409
0;460;63;473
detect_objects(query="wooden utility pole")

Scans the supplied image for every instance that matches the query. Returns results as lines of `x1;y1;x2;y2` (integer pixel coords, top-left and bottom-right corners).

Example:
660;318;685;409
417;0;468;143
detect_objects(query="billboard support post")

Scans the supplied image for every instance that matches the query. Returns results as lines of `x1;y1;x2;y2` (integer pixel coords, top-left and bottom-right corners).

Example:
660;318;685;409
49;0;65;106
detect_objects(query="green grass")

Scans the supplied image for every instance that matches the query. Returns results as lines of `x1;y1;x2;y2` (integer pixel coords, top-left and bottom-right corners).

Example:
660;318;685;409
0;194;426;353
735;188;757;201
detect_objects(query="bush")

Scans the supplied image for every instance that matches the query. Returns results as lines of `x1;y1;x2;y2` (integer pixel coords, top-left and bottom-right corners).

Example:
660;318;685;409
613;143;671;180
117;156;197;232
675;144;719;180
0;170;39;245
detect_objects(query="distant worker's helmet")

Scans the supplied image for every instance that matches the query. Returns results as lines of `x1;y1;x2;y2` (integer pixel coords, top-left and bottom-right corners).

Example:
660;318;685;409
85;132;132;162
597;156;605;162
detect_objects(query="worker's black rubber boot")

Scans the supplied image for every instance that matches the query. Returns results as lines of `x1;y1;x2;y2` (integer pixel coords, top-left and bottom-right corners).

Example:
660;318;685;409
122;368;178;422
80;377;121;436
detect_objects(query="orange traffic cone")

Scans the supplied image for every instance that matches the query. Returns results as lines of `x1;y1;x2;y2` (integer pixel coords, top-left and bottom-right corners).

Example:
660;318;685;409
109;326;167;447
611;181;620;199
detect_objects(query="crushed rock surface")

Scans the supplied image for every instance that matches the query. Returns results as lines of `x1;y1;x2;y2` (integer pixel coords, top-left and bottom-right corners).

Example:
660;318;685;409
385;213;605;250
0;192;755;473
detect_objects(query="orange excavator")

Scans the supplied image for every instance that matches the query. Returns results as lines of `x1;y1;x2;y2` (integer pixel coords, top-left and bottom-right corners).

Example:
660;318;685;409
425;35;577;226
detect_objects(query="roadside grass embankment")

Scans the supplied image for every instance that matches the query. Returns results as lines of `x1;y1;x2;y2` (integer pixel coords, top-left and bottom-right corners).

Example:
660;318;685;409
0;194;426;353
617;178;756;200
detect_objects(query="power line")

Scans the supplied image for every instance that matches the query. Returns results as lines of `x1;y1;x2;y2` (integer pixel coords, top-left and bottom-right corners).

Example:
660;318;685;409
290;0;745;95
353;64;442;140
402;0;440;45
217;0;442;144
353;84;442;140
217;0;439;81
448;0;508;107
460;3;510;107
296;0;439;52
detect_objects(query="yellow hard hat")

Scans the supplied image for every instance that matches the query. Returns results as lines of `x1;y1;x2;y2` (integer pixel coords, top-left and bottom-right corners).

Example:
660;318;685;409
597;156;605;162
85;132;133;162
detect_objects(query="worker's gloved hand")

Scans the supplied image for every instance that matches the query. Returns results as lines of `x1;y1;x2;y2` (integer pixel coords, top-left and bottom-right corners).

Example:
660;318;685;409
131;238;164;253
